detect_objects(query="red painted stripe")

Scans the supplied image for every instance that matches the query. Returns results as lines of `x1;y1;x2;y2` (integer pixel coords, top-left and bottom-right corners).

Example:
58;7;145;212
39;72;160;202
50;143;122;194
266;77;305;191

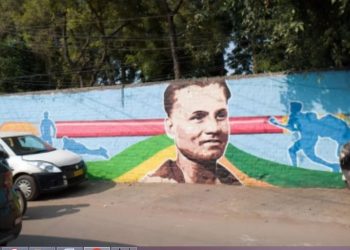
229;116;284;135
56;116;284;138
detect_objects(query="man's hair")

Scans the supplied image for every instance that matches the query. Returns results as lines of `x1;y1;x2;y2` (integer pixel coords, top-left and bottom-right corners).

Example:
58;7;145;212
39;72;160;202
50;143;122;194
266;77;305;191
340;142;350;170
164;79;231;117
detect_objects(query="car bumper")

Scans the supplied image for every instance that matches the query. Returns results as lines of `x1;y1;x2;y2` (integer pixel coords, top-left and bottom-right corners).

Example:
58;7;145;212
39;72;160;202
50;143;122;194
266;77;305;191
33;162;87;193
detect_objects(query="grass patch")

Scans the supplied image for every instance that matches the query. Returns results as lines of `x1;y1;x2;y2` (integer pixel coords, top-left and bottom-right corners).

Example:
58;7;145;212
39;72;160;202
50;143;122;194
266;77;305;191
87;135;173;180
225;144;345;188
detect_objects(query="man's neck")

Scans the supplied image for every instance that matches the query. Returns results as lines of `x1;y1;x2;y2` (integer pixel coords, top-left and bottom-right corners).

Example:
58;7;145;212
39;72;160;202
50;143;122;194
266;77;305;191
176;153;217;184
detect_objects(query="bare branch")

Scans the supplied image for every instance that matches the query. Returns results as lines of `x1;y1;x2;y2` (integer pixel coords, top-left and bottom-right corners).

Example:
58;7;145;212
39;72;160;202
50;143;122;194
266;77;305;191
108;22;130;38
173;0;184;14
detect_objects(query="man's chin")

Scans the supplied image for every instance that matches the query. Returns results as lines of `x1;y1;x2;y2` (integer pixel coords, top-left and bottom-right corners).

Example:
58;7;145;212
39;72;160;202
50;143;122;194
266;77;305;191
193;151;224;162
179;147;225;162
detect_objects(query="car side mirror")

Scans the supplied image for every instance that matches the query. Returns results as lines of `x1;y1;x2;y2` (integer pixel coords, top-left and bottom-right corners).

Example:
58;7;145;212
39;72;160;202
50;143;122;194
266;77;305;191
0;150;9;159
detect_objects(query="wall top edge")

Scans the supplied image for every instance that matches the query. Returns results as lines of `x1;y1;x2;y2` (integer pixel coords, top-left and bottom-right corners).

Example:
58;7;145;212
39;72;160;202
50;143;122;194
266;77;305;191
1;68;348;97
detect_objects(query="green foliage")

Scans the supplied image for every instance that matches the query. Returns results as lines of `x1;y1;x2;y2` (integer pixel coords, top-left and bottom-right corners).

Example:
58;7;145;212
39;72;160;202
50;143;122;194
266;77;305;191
0;0;349;92
225;0;350;73
125;0;231;80
0;40;47;93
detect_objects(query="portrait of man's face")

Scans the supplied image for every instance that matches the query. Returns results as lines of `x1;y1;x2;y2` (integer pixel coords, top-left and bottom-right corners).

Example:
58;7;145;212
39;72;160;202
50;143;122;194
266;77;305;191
165;83;230;163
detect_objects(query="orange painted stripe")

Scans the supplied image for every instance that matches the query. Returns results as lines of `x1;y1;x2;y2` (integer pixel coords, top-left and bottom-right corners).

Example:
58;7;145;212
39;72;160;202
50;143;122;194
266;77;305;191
0;122;39;136
218;157;275;187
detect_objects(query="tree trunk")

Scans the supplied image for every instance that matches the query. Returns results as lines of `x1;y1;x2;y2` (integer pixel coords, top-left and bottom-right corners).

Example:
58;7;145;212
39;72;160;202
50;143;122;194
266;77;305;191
79;74;84;88
121;64;126;84
161;0;182;79
166;14;181;79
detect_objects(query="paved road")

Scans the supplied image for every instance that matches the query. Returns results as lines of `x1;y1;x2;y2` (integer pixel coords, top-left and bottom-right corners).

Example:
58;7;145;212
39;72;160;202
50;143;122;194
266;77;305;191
10;181;350;247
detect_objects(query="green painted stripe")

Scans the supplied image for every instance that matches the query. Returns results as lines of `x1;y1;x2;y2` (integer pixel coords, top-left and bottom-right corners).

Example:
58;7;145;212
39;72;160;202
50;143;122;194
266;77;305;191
87;135;174;180
225;144;345;188
87;134;345;188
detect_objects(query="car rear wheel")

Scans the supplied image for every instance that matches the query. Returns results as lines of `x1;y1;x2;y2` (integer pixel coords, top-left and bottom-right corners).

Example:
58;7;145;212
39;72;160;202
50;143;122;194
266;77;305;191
14;175;38;201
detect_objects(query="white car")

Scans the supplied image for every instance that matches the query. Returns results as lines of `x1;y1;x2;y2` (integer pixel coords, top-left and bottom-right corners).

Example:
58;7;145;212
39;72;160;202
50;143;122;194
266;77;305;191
0;132;87;200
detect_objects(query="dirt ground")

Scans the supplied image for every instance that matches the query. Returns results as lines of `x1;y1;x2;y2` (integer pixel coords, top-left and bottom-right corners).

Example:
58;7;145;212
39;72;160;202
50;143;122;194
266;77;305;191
11;181;350;246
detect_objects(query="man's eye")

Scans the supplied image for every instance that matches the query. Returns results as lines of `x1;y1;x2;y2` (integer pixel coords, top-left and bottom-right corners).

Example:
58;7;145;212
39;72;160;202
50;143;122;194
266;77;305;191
216;110;228;120
190;113;206;121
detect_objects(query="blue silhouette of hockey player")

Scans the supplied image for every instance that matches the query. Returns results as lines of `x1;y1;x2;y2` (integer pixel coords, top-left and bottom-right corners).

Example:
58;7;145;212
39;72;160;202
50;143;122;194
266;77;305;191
318;114;350;152
62;137;109;159
40;111;56;145
269;102;350;172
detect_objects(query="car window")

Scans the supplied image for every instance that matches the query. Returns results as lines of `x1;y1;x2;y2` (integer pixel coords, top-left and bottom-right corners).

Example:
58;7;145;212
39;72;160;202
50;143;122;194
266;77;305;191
19;136;43;149
2;135;55;156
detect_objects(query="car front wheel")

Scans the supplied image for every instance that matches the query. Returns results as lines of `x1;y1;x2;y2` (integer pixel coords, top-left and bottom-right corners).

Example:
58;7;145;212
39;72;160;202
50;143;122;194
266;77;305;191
14;175;38;201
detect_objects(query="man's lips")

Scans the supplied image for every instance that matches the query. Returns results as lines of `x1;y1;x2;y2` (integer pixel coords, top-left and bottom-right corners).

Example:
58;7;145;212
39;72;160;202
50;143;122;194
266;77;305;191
199;139;223;145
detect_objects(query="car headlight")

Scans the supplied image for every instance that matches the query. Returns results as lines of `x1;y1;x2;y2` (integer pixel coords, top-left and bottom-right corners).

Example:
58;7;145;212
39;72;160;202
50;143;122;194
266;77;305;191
26;161;61;173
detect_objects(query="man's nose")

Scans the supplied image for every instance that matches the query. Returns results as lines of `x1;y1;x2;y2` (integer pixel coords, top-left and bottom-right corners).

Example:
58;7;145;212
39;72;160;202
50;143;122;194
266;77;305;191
204;117;220;133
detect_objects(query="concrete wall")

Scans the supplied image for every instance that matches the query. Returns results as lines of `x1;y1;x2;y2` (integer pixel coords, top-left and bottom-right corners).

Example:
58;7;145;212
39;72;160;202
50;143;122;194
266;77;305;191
0;70;349;187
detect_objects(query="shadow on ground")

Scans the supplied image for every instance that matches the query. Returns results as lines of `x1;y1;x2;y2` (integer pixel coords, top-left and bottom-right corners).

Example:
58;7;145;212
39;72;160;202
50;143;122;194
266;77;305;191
23;203;90;220
10;235;134;247
36;180;117;201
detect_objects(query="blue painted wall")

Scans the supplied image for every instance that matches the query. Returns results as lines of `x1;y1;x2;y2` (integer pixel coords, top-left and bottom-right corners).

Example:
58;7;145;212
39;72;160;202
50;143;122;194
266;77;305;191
0;70;349;172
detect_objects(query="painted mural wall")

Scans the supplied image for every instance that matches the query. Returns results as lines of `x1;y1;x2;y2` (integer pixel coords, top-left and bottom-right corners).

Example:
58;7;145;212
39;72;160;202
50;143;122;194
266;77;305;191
0;70;349;188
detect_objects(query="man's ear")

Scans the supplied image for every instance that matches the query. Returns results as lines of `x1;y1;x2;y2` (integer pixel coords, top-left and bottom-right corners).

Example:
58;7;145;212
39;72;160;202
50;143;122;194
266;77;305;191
164;117;174;139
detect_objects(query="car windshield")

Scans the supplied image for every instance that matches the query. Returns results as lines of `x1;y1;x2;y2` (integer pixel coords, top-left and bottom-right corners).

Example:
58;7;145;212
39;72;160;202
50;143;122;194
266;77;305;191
2;135;55;156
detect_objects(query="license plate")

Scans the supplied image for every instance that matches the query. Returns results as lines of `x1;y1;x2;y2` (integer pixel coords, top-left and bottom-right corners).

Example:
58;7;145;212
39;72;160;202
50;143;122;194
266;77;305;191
73;169;84;177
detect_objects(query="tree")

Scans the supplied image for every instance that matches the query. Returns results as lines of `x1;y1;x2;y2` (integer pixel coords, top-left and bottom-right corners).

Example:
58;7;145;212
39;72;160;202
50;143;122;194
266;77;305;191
2;0;348;93
179;0;232;77
225;0;350;73
85;0;142;85
0;40;47;93
0;0;49;92
127;0;232;81
1;0;234;91
13;0;143;87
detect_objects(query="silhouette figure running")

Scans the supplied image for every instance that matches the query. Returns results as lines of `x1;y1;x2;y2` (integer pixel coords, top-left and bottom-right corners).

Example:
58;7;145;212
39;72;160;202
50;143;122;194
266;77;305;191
62;137;109;159
40;111;56;145
269;102;350;172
